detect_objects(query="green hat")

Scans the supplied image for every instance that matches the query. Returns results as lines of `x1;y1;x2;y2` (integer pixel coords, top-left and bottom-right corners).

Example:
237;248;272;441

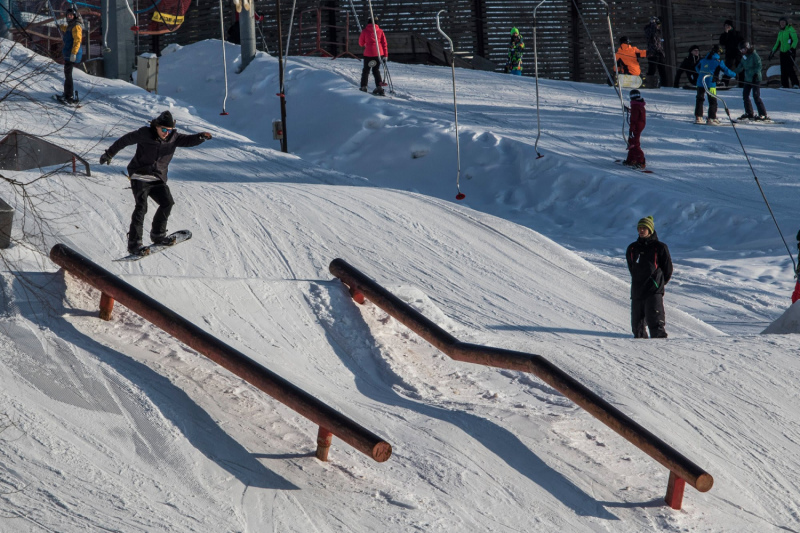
510;27;519;35
637;216;655;234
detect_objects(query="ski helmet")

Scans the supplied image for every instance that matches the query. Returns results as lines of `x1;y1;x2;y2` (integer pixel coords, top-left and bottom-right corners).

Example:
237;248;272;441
738;41;750;52
619;36;629;45
711;44;723;55
510;27;519;36
629;89;642;101
65;6;77;17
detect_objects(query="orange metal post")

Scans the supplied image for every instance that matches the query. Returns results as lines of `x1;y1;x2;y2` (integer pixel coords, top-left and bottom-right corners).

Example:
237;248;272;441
665;472;686;510
316;426;333;461
99;293;115;320
349;287;365;305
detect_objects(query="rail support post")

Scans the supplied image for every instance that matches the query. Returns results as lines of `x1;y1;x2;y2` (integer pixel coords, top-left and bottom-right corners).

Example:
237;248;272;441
348;286;365;305
99;292;115;321
316;426;333;461
665;472;686;510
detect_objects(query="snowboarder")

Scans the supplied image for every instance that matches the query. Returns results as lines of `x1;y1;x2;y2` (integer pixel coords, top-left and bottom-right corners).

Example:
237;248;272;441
60;7;83;103
623;89;646;169
358;17;388;96
694;44;737;125
504;27;525;75
98;111;212;255
719;19;744;83
673;45;700;88
626;216;672;339
733;42;769;121
768;17;799;89
643;17;666;88
615;36;646;78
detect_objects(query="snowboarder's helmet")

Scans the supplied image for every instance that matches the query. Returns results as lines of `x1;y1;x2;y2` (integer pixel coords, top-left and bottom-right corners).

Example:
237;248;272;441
619;36;629;45
711;44;722;55
738;41;750;52
65;6;77;17
155;111;176;128
510;27;519;36
629;89;642;101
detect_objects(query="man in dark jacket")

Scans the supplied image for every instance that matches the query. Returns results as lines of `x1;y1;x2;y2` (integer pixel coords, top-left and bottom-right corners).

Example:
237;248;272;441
625;216;672;339
673;45;700;87
719;19;744;83
99;111;212;254
643;17;666;88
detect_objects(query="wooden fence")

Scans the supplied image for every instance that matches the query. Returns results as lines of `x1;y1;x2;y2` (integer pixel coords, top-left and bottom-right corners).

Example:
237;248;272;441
151;0;800;84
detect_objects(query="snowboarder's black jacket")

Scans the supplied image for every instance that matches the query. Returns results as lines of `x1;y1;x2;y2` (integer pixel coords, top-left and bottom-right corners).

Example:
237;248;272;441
626;232;673;299
105;119;207;182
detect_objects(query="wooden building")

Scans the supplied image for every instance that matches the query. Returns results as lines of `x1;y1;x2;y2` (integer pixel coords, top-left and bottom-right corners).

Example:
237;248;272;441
155;0;800;84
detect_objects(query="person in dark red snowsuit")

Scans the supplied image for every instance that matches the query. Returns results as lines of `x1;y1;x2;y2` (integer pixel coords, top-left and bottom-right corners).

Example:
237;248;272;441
624;89;646;169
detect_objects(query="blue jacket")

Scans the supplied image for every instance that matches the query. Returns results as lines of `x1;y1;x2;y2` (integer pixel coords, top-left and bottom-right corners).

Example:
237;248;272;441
62;18;83;63
695;52;736;88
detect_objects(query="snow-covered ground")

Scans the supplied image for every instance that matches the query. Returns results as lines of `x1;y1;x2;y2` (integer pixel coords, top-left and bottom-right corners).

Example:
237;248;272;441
0;38;799;532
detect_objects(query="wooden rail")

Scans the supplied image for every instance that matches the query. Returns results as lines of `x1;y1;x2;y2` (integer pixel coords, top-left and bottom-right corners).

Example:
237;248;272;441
49;244;392;464
329;258;712;509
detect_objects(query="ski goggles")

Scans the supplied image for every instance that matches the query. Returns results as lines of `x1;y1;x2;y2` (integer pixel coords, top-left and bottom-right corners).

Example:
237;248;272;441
159;127;174;133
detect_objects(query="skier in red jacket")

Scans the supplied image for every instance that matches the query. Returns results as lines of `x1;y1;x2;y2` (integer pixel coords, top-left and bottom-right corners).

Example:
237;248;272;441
624;89;647;169
358;18;388;96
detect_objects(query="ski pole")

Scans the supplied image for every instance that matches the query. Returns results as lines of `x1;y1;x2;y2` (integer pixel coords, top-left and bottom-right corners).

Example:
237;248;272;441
436;10;464;201
701;74;797;274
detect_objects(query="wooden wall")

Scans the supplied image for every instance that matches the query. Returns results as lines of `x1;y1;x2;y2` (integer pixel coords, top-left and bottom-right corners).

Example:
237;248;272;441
151;0;800;84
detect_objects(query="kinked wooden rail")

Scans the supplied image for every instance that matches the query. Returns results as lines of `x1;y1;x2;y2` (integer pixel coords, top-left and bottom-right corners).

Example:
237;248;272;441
48;244;392;464
329;258;712;509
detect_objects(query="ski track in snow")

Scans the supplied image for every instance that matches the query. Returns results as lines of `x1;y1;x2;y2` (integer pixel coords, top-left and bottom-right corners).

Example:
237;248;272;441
0;40;799;532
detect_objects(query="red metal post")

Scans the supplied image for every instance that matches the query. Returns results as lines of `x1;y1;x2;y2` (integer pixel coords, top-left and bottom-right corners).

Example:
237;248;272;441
316;426;333;461
349;286;365;305
665;472;686;509
99;293;115;321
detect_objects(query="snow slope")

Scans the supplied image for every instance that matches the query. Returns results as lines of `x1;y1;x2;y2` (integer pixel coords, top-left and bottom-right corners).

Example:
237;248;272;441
0;39;798;532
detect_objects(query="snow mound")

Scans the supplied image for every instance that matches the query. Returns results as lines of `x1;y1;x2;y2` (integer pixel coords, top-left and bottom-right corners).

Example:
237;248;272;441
761;301;800;334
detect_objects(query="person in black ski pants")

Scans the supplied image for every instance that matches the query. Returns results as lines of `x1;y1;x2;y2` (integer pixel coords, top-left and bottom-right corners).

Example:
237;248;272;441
626;216;673;339
99;111;212;254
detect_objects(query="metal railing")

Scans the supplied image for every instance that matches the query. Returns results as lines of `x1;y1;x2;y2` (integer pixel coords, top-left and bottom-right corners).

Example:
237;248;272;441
329;258;712;509
48;244;392;464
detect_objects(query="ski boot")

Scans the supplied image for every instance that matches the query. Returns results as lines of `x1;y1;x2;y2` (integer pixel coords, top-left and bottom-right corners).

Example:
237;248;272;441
694;116;705;124
359;86;368;92
372;87;385;96
151;234;177;246
738;113;754;121
706;117;721;125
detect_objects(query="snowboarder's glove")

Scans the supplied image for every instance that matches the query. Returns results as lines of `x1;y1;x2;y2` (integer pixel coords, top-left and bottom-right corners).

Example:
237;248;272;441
768;50;775;60
199;132;212;140
99;151;112;165
69;53;77;63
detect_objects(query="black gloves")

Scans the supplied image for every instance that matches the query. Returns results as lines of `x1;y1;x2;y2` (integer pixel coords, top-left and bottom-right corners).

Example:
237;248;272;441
99;151;112;165
768;50;775;60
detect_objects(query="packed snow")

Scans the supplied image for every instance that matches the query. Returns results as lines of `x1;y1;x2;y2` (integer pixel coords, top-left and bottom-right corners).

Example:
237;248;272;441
0;38;798;532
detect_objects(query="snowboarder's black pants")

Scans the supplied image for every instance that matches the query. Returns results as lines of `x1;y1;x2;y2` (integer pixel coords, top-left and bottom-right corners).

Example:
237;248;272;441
779;51;799;88
742;82;767;117
631;293;667;339
63;61;75;100
695;87;718;119
128;179;174;244
360;56;383;89
646;53;667;87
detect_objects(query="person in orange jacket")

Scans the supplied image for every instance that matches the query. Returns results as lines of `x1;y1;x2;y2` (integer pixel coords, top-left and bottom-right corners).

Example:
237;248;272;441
358;17;388;96
615;36;646;77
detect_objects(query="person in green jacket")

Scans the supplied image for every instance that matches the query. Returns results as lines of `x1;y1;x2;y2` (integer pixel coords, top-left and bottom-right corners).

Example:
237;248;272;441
768;17;798;88
734;42;769;120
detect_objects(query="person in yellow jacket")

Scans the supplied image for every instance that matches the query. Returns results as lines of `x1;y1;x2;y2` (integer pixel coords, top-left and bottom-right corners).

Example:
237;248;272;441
60;7;83;103
615;36;646;77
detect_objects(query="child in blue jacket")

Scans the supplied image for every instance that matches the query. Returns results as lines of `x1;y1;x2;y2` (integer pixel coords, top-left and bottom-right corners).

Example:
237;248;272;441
694;45;737;124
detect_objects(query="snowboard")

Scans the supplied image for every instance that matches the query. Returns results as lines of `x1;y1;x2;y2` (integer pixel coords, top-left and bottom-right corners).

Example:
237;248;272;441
113;230;192;262
614;159;653;173
52;93;82;108
617;74;643;89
